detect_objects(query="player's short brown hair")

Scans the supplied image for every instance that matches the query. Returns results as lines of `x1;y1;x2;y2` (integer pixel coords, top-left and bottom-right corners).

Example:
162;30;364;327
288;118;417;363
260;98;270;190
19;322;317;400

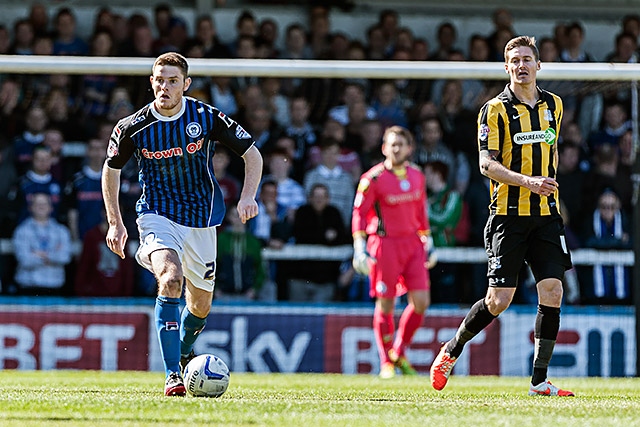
504;35;539;62
152;52;189;79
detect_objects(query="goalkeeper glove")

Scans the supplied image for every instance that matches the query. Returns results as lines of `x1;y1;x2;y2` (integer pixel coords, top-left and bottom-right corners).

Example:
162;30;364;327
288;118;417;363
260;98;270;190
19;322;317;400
352;238;374;275
424;235;438;270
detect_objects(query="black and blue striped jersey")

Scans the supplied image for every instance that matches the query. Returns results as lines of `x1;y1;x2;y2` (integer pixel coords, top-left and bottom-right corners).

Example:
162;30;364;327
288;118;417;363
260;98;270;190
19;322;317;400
106;97;255;228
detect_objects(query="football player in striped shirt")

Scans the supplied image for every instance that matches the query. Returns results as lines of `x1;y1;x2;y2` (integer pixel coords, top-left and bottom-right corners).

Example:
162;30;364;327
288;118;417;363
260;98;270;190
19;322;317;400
102;52;262;396
430;36;574;397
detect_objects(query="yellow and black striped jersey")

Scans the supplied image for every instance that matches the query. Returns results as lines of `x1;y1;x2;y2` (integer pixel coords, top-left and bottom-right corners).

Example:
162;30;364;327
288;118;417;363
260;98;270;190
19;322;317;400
477;84;562;217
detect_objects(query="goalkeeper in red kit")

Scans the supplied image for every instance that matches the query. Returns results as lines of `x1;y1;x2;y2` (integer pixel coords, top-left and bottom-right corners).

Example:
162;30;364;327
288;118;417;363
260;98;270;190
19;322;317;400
351;125;437;378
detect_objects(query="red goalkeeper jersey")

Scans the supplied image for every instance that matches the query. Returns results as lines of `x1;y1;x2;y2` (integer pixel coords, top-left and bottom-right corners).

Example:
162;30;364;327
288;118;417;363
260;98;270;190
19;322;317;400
352;162;429;238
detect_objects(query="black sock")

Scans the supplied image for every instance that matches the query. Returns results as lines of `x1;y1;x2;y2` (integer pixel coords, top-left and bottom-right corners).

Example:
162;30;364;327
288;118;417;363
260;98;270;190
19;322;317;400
446;299;497;358
531;305;561;386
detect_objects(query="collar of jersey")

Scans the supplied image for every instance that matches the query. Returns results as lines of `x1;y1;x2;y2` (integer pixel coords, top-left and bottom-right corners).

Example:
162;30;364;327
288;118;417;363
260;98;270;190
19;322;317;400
150;97;186;121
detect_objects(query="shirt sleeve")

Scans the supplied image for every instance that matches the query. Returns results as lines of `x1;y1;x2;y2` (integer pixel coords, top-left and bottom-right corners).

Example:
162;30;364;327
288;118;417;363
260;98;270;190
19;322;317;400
105;121;135;170
211;109;256;157
351;174;374;237
477;102;501;153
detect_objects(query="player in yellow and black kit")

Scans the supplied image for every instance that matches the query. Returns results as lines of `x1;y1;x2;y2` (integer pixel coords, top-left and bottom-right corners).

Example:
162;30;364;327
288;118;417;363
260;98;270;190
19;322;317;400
430;36;575;397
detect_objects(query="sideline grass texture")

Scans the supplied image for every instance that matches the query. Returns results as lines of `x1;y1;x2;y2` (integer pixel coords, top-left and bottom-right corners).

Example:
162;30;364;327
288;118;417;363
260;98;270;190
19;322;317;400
0;371;638;427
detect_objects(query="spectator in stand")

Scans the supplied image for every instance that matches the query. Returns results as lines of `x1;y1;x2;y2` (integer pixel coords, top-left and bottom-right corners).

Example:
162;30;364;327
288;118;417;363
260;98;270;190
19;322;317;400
0;77;22;139
279;23;312;96
304;137;355;228
377;9;399;57
110;13;129;52
52;8;88;56
227;10;258;57
326;32;351;61
424;160;463;303
289;183;350;302
487;8;515;61
81;30;118;123
260;77;289;127
15;144;63;224
617;129;635;180
437;80;478;187
13;105;48;176
262;148;306;221
621;14;640;40
394;27;414;54
92;7;114;35
430;22;458;61
0;136;17;237
63;138;107;242
244;102;280;153
280;23;312;60
582;143;633;217
560;22;594;62
257;18;279;59
0;25;9;55
556;141;587;224
307;117;363;185
464;36;491;109
283;95;317;181
42;127;73;184
539;37;560;62
190;76;238;118
119;23;156;107
250;178;290;249
430;50;484;112
371;80;409;128
390;47;431;115
159;16;189;54
74;209;134;297
231;35;260;92
212;144;241;207
328;81;377;126
605;31;639;63
249;179;292;301
12;192;72;296
106;87;135;124
365;24;387;60
215;203;265;301
587;102;631;152
413;116;457;188
24;34;55;109
489;27;514;62
9;19;35;55
194;14;231;59
43;87;86;142
359;119;384;171
308;6;331;59
28;3;50;38
462;174;491;302
152;3;174;53
579;189;632;305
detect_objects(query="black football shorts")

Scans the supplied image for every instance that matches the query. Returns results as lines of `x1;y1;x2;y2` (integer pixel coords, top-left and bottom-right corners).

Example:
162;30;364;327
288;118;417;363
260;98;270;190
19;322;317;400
484;215;573;287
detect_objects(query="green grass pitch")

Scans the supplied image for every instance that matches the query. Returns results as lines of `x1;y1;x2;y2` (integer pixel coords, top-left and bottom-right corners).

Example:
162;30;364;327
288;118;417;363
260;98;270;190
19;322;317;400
0;371;638;427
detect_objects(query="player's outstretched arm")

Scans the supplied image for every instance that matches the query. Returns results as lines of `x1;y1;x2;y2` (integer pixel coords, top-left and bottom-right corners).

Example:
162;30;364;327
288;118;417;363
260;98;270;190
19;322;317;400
237;145;263;224
101;163;128;259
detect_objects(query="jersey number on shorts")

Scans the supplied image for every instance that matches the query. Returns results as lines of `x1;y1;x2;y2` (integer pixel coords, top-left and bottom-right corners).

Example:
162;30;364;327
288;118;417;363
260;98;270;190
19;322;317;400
203;261;216;280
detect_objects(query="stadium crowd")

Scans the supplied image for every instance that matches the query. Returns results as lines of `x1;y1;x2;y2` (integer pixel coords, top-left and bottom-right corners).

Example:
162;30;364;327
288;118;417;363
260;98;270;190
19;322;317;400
0;3;636;306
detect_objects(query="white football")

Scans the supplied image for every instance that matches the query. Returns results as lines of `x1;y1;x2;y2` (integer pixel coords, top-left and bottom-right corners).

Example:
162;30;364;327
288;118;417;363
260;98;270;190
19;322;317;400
183;354;230;398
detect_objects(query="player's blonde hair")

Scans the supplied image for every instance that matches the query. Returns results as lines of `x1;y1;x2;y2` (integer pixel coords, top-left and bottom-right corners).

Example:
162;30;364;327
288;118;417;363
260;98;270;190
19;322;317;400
383;125;415;146
504;35;539;62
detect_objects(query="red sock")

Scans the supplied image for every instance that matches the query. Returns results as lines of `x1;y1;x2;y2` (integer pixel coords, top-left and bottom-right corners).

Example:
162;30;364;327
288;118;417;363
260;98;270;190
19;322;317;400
393;307;423;357
373;306;395;364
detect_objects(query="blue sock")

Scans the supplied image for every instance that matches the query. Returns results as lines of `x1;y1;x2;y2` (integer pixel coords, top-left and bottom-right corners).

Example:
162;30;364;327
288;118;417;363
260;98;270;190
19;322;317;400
180;307;207;356
155;296;181;376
